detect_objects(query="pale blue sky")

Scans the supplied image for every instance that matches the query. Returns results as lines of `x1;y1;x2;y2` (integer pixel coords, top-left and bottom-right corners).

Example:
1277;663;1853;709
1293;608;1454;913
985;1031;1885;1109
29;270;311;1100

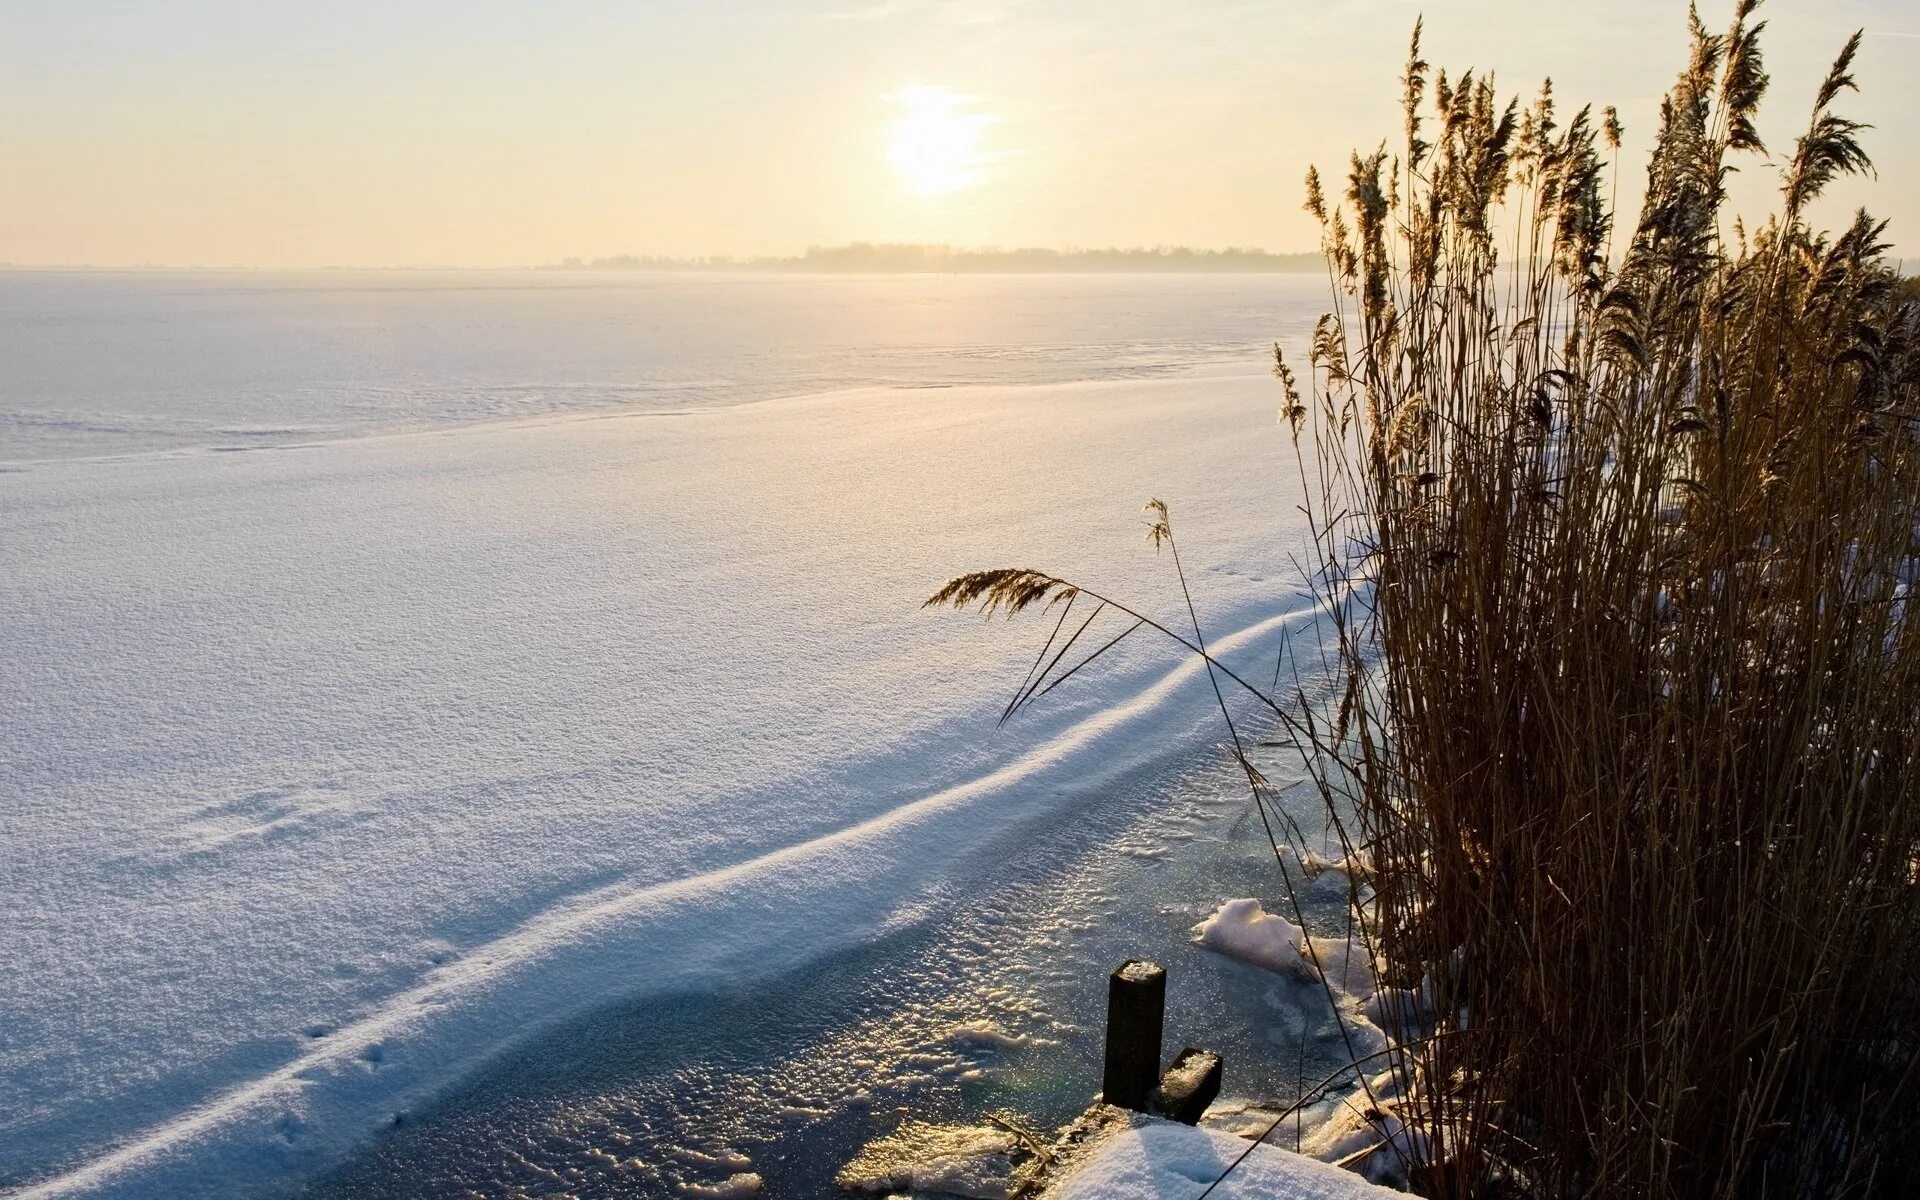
2;0;1915;266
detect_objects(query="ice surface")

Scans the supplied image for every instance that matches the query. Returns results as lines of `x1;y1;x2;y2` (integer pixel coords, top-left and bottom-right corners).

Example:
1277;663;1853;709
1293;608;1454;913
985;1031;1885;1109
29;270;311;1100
1046;1119;1403;1200
0;271;1328;463
1;284;1328;1199
947;1020;1044;1052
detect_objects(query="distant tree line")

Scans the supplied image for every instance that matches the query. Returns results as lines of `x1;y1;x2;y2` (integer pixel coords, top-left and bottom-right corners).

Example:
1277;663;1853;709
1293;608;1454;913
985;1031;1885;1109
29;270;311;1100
549;244;1324;273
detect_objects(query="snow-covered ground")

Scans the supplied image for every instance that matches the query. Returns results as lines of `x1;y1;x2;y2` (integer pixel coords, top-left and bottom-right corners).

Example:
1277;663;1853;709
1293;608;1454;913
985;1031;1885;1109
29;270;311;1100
1049;1119;1402;1200
2;274;1332;1198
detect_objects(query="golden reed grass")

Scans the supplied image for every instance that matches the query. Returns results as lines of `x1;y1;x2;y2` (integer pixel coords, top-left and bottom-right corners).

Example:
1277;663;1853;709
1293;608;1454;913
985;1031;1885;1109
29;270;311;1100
931;4;1920;1194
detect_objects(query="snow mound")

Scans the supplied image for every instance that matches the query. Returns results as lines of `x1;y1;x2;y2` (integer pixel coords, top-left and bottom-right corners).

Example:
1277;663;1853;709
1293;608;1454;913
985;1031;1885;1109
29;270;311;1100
673;1147;755;1172
1045;1119;1404;1200
1192;899;1310;976
1191;899;1377;997
1297;1094;1432;1192
674;1173;763;1199
1361;985;1433;1038
1293;849;1374;883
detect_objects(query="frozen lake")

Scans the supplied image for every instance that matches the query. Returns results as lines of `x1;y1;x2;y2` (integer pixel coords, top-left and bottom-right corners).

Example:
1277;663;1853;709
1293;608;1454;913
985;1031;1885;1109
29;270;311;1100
0;272;1354;1197
1;271;1314;463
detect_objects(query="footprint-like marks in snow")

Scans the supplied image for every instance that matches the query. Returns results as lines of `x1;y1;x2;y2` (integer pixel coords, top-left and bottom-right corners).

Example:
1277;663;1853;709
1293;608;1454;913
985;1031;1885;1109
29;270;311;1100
145;780;377;863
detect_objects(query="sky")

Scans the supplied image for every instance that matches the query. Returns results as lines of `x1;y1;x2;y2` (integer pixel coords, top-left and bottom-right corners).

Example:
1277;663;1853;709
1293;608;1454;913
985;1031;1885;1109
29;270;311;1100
2;0;1916;268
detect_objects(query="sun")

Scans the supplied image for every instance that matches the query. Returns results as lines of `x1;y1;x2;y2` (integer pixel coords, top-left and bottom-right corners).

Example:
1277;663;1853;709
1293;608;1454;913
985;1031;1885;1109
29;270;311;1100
887;86;993;197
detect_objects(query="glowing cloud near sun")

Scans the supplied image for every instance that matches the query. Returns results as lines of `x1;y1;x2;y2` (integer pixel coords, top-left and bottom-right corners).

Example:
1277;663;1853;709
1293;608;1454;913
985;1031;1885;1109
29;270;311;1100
887;86;995;197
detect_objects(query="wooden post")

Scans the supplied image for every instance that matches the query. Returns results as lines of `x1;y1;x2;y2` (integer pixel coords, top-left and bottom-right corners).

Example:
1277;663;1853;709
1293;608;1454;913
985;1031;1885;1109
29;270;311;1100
1152;1048;1223;1124
1102;960;1166;1111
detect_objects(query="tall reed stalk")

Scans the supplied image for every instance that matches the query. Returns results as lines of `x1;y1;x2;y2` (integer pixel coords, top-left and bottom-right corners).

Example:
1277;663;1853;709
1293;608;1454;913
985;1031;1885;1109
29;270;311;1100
1287;6;1920;1193
931;5;1920;1195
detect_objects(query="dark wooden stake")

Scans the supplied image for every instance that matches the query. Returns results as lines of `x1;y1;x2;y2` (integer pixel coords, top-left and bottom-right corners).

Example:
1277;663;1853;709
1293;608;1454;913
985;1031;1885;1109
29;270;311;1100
1152;1047;1223;1124
1102;959;1166;1111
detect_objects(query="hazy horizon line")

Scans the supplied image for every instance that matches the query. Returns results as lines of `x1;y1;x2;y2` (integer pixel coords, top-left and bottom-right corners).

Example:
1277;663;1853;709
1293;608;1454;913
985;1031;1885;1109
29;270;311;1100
0;242;1328;274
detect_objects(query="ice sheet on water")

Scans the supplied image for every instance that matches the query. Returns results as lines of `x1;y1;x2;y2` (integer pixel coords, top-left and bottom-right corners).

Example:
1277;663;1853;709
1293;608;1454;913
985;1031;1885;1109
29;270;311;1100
1;359;1328;1197
0;271;1328;463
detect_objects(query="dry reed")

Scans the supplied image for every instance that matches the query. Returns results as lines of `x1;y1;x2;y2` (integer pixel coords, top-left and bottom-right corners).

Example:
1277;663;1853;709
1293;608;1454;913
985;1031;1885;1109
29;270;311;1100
931;5;1920;1195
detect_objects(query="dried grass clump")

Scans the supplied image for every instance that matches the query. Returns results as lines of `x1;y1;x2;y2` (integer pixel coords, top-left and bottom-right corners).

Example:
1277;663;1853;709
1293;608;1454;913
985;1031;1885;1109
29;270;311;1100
1283;5;1920;1195
930;4;1920;1196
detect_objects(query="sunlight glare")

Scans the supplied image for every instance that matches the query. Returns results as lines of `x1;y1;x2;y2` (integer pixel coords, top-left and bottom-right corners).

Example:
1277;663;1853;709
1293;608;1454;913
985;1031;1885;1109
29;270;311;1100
887;86;993;197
